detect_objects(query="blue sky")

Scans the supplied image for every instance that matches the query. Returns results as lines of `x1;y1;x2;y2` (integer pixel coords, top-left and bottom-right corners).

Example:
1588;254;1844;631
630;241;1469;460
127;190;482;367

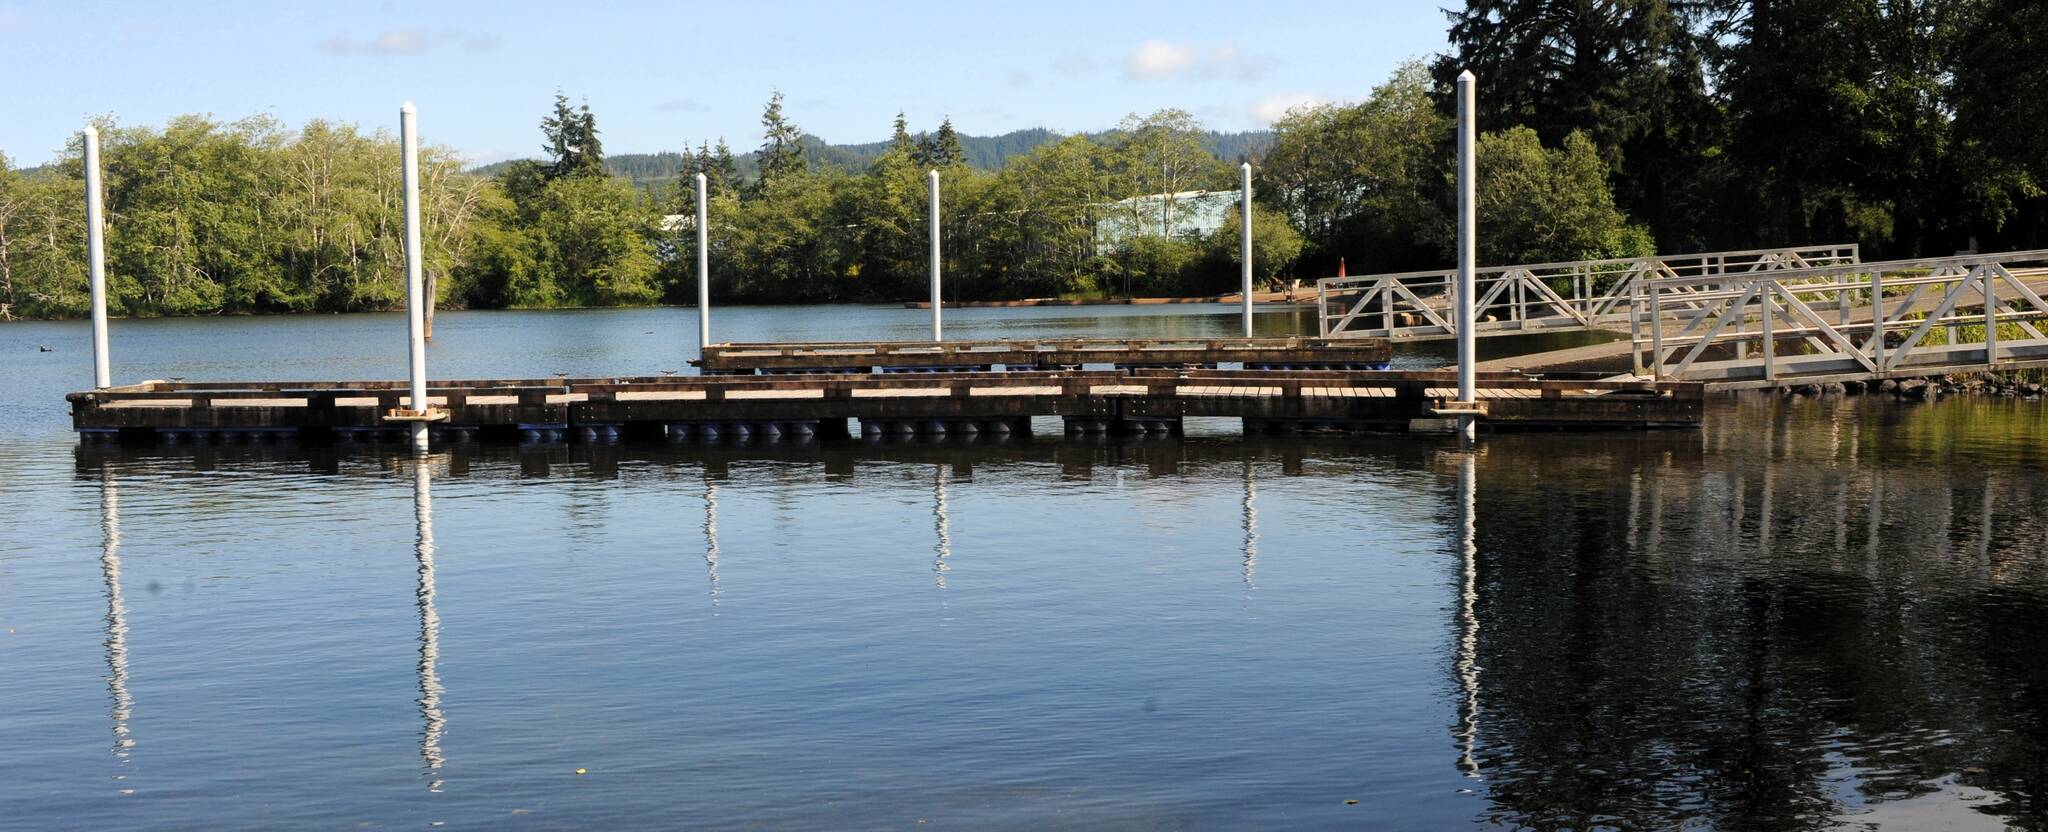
0;1;1450;167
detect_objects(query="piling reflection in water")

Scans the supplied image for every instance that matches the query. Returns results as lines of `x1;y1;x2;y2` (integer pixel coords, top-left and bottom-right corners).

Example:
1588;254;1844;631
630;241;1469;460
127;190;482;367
97;467;134;777
932;465;951;589
1240;458;1258;590
1450;448;1481;782
703;475;721;604
57;395;2048;827
410;459;445;793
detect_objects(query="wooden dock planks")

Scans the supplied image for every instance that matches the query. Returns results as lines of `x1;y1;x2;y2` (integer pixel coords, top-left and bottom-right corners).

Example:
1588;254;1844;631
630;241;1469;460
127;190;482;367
69;368;1702;439
695;336;1393;374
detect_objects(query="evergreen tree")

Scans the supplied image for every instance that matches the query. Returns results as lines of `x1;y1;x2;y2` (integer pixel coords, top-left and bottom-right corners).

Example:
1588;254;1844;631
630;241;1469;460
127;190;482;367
1434;0;1720;249
931;118;966;167
1945;0;2044;249
1718;0;1960;253
890;112;914;152
756;90;805;187
540;92;605;180
710;139;739;194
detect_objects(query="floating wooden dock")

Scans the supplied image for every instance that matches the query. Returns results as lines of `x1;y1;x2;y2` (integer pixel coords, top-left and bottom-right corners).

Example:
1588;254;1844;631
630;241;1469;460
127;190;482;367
693;336;1394;375
69;367;1702;444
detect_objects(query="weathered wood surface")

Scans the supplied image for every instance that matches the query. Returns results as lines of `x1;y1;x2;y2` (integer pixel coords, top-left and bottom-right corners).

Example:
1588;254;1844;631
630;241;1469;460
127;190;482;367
694;336;1393;373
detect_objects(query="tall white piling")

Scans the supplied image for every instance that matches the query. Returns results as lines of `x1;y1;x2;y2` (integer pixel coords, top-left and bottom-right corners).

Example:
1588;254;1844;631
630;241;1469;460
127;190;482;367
83;126;111;389
696;172;711;350
929;169;942;341
400;103;430;452
1240;162;1254;338
1455;70;1478;439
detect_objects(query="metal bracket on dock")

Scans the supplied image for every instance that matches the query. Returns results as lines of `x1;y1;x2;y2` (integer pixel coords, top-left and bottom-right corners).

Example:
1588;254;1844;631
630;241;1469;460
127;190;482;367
383;407;451;423
1430;401;1489;418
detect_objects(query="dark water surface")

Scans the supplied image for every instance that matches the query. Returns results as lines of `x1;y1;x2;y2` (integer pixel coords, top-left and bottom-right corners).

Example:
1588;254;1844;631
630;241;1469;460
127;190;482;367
2;305;2044;829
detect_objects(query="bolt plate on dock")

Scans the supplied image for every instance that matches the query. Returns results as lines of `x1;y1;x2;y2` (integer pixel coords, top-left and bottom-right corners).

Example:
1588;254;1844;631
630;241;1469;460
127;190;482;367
383;407;450;423
1430;401;1489;417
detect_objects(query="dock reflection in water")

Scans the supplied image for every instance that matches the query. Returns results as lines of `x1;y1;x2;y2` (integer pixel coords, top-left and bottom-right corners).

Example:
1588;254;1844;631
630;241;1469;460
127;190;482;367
19;396;2047;828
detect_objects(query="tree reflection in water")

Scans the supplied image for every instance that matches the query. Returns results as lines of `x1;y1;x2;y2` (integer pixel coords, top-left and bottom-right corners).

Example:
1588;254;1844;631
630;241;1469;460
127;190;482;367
1456;397;2048;828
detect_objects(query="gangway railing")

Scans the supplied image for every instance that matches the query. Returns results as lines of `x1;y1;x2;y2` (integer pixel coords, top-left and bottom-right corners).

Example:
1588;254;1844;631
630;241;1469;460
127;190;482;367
1633;249;2048;387
1316;245;1860;340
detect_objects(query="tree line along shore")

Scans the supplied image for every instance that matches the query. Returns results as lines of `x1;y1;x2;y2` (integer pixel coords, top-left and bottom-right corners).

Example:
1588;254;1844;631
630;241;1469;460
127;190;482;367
2;0;2041;322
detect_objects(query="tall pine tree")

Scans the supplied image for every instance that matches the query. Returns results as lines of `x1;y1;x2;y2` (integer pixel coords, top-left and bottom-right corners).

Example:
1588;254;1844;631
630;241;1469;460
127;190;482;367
755;90;805;187
540;92;605;179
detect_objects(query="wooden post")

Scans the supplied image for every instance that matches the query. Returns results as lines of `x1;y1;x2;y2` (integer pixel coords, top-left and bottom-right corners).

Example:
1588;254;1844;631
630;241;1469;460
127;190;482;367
1983;267;1998;366
1649;282;1663;380
1761;286;1775;383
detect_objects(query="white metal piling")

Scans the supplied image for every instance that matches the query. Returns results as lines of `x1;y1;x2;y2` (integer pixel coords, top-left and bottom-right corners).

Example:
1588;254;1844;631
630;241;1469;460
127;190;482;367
400;103;430;453
929;169;942;341
696;172;711;350
83;126;111;389
1240;162;1254;338
1455;70;1478;439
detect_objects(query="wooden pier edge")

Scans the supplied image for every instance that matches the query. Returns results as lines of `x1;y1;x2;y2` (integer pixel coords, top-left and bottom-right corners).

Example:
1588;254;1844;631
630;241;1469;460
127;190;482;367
69;368;1704;443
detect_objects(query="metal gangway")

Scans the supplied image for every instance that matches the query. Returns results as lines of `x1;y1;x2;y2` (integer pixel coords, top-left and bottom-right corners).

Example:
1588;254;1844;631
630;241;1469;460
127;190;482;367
1632;249;2048;388
1316;245;1860;340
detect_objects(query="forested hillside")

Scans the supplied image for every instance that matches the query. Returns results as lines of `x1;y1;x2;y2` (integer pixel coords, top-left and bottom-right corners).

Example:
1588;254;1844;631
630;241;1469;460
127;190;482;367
471;127;1273;185
3;0;2043;320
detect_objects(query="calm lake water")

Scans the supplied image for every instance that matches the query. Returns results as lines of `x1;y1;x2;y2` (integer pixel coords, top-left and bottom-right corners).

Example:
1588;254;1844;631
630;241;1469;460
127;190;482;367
2;304;2045;829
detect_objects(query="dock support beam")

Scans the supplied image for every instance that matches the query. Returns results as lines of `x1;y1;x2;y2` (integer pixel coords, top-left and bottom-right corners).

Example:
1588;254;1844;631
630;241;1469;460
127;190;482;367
84;125;111;389
929;169;942;341
696;172;711;350
1455;70;1478;439
400;102;430;453
1240;162;1254;338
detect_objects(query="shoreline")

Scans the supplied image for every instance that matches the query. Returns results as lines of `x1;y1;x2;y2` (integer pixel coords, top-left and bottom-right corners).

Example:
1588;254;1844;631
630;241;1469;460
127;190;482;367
1;293;1322;324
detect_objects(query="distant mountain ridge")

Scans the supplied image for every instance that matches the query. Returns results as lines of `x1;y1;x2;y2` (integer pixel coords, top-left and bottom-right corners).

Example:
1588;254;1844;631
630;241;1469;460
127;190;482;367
470;127;1276;184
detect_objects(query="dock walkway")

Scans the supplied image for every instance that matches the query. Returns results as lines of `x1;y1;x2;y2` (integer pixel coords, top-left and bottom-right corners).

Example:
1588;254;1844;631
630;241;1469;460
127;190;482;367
69;368;1702;444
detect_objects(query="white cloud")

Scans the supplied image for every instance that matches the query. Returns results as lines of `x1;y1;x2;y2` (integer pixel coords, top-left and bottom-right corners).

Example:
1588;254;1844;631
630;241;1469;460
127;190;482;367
319;28;497;56
1124;40;1277;82
1125;40;1195;80
1249;92;1327;124
1003;69;1033;89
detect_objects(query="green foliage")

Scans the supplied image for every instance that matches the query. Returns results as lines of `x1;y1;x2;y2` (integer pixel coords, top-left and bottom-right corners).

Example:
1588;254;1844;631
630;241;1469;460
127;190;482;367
525;174;660;305
19;5;2047;322
1204;205;1306;290
754;90;806;189
722;165;843;300
1109;235;1203;297
1435;0;1720;248
541;93;605;180
913;118;967;168
1262;62;1449;275
0;151;89;319
1465;128;1655;265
